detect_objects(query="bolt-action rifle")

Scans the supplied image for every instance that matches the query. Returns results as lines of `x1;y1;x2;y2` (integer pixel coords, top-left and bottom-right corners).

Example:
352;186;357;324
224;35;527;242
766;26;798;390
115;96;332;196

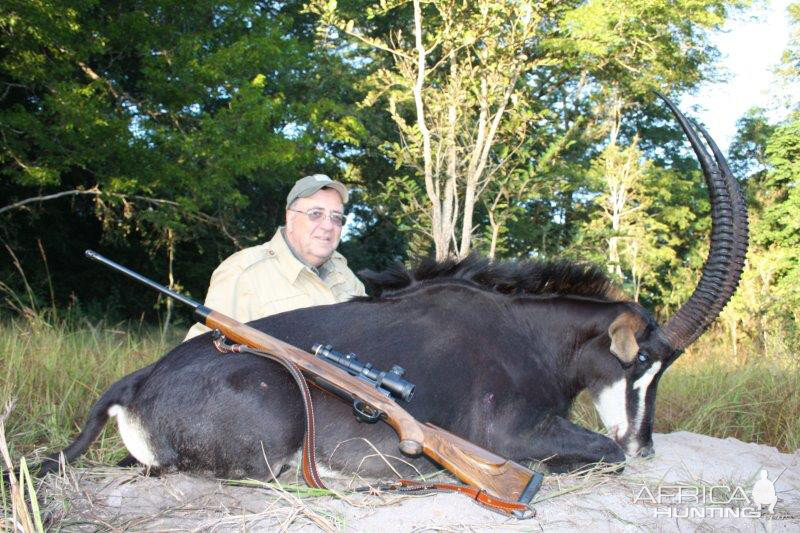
85;250;543;516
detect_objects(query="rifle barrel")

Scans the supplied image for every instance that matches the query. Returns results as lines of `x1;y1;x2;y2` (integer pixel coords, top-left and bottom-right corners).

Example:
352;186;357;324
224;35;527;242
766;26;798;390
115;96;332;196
85;249;202;310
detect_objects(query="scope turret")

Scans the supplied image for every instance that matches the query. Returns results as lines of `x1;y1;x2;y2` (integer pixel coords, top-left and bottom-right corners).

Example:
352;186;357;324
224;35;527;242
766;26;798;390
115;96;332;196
312;344;415;402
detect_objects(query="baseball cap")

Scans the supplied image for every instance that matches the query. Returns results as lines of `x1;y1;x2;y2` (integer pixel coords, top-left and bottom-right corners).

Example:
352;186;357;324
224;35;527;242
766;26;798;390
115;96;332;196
286;174;349;208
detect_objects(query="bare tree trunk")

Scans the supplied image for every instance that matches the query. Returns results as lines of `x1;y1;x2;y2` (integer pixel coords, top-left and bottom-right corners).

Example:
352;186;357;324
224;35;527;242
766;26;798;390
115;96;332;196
488;209;500;260
458;73;519;259
443;53;459;259
161;228;175;340
608;220;624;279
630;240;641;301
605;95;624;280
411;0;445;260
323;0;534;262
459;177;479;259
607;171;625;280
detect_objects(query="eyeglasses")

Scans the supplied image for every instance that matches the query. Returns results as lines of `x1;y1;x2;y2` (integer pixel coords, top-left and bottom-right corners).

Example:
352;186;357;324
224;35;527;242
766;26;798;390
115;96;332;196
288;208;346;227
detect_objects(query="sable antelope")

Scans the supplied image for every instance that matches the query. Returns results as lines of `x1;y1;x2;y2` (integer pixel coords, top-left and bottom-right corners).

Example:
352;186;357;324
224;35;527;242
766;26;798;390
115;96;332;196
41;96;747;477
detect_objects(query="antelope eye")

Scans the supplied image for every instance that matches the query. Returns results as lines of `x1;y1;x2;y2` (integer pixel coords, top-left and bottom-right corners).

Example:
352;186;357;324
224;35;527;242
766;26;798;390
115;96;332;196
637;352;649;364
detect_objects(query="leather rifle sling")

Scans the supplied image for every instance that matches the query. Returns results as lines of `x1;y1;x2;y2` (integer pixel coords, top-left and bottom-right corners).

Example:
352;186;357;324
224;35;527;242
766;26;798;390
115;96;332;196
212;335;536;517
361;479;537;518
213;336;325;489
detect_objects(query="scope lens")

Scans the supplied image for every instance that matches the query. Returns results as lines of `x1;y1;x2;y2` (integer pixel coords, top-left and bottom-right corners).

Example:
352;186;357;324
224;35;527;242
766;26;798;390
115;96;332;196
403;384;415;402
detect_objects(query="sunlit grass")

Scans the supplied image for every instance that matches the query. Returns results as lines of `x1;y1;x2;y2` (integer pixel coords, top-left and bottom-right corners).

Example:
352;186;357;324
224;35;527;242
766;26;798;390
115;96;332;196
0;312;180;465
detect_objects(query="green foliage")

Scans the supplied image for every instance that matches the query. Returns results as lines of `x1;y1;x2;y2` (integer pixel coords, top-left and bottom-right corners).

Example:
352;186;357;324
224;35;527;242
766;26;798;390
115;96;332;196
722;0;800;348
306;0;747;261
727;108;777;180
0;0;380;318
0;0;785;340
556;0;745;92
747;113;799;332
717;110;799;358
759;114;800;251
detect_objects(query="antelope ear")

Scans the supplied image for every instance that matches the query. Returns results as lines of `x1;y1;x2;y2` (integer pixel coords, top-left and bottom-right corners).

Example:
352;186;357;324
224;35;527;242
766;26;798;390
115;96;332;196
608;312;643;364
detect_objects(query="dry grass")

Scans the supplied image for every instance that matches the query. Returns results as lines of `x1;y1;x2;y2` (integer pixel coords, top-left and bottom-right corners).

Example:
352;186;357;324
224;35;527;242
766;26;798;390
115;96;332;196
34;447;795;531
0;314;178;464
4;426;798;530
33;460;631;531
39;467;345;531
1;400;43;533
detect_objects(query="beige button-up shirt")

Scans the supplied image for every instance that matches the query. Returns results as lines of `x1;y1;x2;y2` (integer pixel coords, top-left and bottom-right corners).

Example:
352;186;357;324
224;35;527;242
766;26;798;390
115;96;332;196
185;229;366;340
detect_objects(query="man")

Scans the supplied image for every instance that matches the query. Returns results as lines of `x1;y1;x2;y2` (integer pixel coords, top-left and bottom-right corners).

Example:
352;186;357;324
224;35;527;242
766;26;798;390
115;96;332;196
185;174;366;340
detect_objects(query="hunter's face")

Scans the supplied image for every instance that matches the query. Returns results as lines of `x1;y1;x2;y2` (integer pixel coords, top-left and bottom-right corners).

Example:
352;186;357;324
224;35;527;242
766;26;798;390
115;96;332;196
285;188;344;267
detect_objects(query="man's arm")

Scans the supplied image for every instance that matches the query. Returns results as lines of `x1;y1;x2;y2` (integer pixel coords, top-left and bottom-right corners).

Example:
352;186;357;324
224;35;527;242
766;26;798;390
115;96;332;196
330;254;366;300
350;273;367;298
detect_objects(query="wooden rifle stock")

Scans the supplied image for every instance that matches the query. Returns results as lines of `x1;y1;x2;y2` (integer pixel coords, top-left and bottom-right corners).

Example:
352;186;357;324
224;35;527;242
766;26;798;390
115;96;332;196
84;249;541;505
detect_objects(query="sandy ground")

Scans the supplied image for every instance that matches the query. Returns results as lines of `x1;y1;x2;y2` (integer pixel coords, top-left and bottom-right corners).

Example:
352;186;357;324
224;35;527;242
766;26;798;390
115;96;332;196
40;431;799;531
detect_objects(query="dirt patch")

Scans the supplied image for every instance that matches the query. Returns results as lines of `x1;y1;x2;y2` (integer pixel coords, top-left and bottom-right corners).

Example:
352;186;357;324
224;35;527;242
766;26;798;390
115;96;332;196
40;432;799;531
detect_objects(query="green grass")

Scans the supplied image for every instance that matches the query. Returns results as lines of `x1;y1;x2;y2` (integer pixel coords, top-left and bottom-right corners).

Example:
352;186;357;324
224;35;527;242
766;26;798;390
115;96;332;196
0;312;180;465
0;313;797;472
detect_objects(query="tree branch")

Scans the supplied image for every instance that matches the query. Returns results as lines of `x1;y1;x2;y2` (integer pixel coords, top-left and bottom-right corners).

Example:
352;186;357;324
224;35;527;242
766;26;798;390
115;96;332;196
0;187;181;215
0;187;240;245
74;58;184;132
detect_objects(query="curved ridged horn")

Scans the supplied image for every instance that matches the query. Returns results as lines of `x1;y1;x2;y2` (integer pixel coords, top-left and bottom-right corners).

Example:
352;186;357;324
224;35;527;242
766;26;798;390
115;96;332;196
655;93;749;352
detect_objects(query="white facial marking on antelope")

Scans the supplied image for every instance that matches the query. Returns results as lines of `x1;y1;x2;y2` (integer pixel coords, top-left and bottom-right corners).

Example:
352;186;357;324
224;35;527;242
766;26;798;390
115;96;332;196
593;378;628;442
108;405;159;466
627;361;662;455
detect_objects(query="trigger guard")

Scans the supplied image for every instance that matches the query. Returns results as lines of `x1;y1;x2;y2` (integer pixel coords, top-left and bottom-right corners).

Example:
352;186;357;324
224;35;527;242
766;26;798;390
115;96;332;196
352;400;381;423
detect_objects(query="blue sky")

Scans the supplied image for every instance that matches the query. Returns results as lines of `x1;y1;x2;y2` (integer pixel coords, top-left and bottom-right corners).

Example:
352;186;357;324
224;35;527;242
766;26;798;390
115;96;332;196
682;0;797;152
